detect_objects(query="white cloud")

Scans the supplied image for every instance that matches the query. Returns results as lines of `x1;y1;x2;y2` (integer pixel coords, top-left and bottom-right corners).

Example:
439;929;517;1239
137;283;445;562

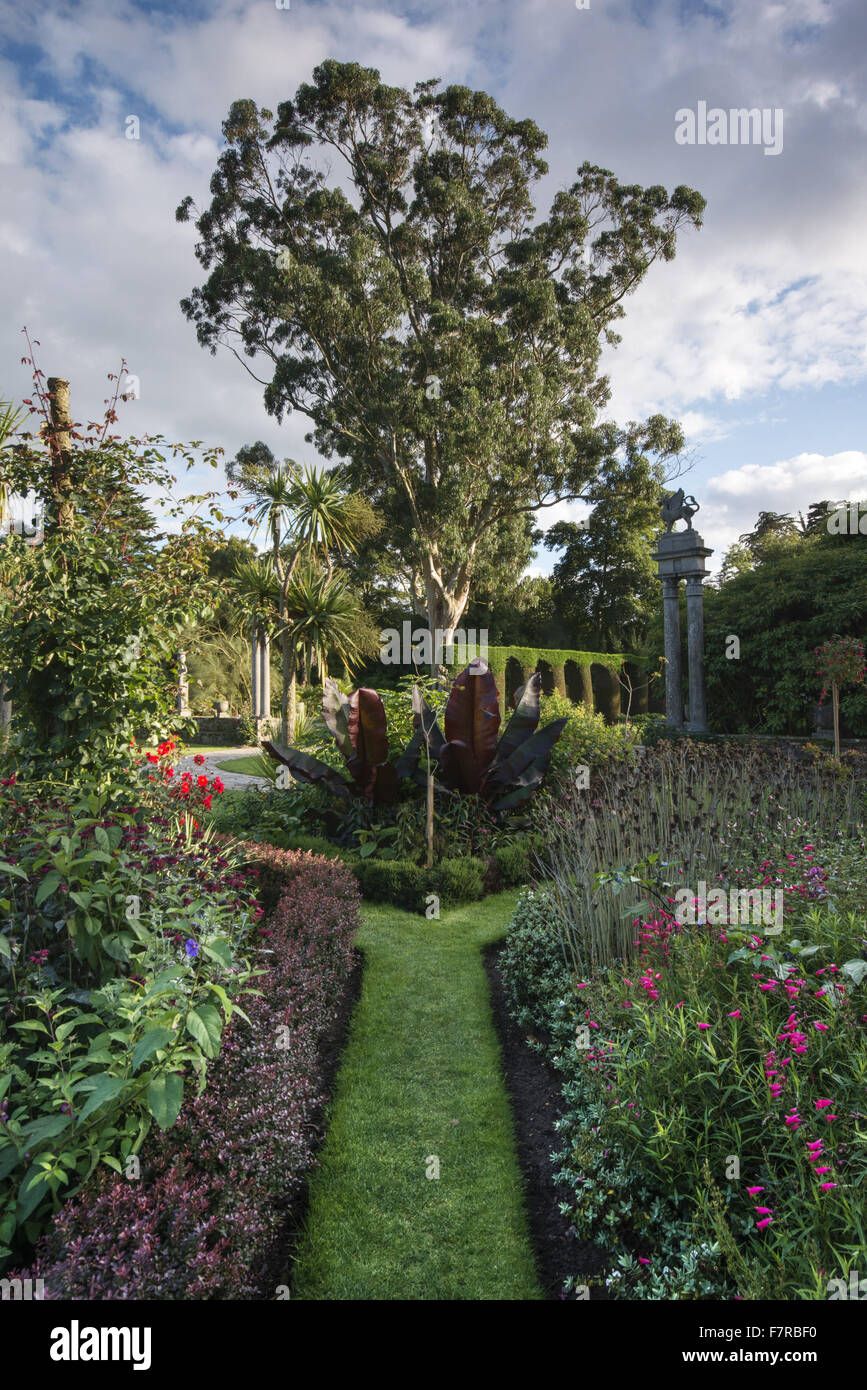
1;0;865;558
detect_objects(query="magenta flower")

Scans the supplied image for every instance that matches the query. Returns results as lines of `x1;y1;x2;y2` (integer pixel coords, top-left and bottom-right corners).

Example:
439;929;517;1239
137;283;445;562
815;1099;833;1109
746;1187;764;1195
819;1182;837;1190
756;1217;773;1230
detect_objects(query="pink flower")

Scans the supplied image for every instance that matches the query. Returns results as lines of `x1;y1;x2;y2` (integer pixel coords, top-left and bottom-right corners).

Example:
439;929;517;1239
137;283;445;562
815;1099;833;1109
813;1021;828;1032
756;1217;773;1230
746;1187;764;1195
697;1023;711;1030
728;1010;741;1018
755;1206;773;1214
819;1182;837;1190
814;1167;832;1174
638;1257;650;1265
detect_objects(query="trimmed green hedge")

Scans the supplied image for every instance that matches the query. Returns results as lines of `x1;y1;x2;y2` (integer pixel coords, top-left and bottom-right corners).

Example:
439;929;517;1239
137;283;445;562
444;643;629;673
276;835;545;913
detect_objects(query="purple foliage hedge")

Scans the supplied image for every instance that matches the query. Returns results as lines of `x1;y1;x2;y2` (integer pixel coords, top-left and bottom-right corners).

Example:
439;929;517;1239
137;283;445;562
19;844;360;1299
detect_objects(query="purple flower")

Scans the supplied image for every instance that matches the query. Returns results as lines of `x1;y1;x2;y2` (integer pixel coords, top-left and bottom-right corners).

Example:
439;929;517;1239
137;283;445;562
185;939;199;958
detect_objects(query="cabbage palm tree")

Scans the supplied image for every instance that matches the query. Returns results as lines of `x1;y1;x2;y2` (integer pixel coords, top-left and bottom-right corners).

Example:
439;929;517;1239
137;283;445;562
246;464;362;742
282;563;362;685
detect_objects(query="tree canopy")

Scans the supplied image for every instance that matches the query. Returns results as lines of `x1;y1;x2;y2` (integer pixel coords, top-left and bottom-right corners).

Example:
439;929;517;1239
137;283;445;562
177;59;705;646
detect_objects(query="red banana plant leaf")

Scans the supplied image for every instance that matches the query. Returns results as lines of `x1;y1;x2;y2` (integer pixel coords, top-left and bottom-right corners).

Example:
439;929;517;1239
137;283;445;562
439;661;501;793
346;687;391;799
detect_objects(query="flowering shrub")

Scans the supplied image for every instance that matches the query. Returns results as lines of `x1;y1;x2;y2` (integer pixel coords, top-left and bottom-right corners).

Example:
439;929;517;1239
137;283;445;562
13;845;360;1297
136;739;225;814
0;778;261;1269
502;817;867;1299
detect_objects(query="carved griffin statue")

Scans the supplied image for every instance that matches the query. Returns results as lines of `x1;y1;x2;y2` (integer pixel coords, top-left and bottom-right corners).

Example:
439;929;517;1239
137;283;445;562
661;489;700;534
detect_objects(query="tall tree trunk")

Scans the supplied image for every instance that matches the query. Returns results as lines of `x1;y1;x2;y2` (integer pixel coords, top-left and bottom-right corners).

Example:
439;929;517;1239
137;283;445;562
425;582;471;685
288;647;297;743
280;632;298;744
46;377;74;533
0;680;11;743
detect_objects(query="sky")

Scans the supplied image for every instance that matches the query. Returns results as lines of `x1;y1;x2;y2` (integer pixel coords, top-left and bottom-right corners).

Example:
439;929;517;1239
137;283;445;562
1;0;865;578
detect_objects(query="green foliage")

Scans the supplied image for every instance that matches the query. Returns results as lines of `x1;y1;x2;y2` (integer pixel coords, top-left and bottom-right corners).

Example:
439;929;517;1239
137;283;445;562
499;887;572;1031
539;690;638;770
461;645;629;676
536;740;866;974
0;783;259;1266
544;441;669;650
700;517;867;734
352;858;430;914
178;61;704;636
0;364;222;778
431;856;486;905
493;839;538;888
502;763;867;1298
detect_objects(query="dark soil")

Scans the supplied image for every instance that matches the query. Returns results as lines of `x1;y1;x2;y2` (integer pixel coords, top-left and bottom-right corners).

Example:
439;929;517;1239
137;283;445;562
484;940;609;1300
267;946;365;1294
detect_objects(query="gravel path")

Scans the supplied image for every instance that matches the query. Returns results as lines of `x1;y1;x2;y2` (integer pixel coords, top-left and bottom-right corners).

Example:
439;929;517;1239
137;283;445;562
175;748;273;791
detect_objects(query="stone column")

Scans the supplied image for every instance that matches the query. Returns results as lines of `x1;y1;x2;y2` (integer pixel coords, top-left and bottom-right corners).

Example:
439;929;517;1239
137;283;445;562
251;628;271;737
176;650;190;717
685;575;708;734
250;628;259;720
661;577;684;729
258;632;270;720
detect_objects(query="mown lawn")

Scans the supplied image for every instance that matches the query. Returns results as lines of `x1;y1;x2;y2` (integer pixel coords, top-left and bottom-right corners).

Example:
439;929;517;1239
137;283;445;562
290;892;543;1301
212;753;276;778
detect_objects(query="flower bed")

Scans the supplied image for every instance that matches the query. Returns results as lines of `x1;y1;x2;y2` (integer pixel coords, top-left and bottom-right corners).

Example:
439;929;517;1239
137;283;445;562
8;843;360;1298
500;790;867;1298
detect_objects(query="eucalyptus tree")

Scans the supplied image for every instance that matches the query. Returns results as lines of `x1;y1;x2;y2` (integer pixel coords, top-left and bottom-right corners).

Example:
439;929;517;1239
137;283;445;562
177;60;705;658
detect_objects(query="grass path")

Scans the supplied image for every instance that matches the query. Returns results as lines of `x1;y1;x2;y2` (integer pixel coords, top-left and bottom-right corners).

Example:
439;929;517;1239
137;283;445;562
290;892;543;1301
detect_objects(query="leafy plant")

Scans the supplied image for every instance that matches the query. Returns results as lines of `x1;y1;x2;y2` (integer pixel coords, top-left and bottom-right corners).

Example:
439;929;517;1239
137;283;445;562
401;666;568;813
264;678;399;804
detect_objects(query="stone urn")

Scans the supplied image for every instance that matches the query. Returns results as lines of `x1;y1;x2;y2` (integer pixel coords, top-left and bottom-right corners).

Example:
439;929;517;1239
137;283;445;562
214;699;229;717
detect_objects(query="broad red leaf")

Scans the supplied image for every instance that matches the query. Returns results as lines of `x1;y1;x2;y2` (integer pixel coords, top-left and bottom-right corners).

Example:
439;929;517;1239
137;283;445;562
347;687;390;796
443;663;500;780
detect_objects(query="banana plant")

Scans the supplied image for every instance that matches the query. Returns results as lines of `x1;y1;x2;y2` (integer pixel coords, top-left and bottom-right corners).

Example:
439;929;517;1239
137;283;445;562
400;662;567;812
263;678;399;803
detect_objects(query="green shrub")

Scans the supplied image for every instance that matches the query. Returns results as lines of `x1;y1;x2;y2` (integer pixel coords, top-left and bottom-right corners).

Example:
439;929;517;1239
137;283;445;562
353;858;430;913
286;834;347;859
432;856;486;904
539;691;637;770
499;887;571;1031
493;840;535;887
